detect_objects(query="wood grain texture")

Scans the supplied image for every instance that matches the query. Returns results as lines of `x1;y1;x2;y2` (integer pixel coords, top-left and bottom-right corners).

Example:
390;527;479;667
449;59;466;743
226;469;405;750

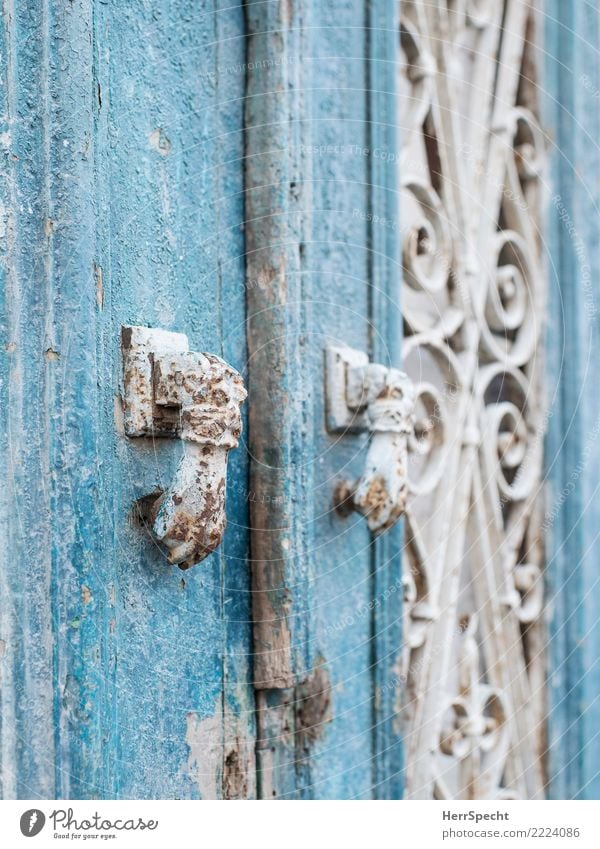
245;0;311;696
0;0;102;800
244;0;316;799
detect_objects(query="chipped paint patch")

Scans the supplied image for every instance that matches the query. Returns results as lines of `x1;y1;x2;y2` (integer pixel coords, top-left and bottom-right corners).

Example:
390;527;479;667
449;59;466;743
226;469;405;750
113;395;125;436
223;703;256;799
222;741;252;800
149;128;171;156
0;202;7;238
185;711;222;800
94;263;103;309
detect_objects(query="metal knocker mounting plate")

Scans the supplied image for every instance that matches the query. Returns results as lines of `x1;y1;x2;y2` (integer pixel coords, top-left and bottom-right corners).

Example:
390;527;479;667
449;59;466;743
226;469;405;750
121;325;246;569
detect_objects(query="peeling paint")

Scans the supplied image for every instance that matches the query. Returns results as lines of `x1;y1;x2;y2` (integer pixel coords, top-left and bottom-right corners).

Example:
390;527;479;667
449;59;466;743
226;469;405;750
295;662;332;748
94;263;103;309
185;711;222;800
149;127;171;156
222;742;251;800
113;395;125;436
1;0;254;800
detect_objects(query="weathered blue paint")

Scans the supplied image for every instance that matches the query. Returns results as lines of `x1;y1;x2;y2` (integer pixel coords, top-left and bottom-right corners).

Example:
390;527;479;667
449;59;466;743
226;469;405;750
305;0;404;800
104;0;254;801
245;0;403;800
545;0;600;800
1;0;406;801
0;0;70;800
0;0;590;802
304;0;373;800
244;0;312;801
0;0;109;799
0;0;254;799
367;0;404;801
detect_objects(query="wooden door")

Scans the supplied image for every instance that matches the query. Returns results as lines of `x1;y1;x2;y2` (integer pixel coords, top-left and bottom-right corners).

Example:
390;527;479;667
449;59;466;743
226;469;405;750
244;0;404;800
0;0;554;803
0;0;402;801
0;0;254;799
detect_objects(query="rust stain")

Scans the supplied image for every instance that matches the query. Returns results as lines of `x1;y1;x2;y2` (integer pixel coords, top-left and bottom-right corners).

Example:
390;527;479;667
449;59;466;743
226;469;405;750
223;743;249;800
295;661;332;748
223;703;257;799
357;475;389;524
333;479;355;517
122;328;246;569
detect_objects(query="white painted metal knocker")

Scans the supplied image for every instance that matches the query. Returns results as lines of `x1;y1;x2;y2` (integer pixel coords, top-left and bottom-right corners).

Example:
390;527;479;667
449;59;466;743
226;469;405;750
326;345;416;533
121;326;246;569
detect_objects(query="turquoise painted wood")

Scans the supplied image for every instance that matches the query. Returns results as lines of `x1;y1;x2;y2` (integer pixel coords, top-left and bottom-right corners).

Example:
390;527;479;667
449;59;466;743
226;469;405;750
244;0;403;800
305;0;403;800
545;0;600;801
368;0;405;800
305;0;378;798
0;0;404;800
0;0;254;799
0;0;586;803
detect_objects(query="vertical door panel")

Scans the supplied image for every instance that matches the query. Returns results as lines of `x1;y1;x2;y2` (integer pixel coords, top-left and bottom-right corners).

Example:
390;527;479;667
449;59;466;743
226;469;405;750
545;0;600;800
307;0;400;801
246;0;403;799
0;0;101;800
308;1;372;800
99;0;254;800
0;0;254;799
